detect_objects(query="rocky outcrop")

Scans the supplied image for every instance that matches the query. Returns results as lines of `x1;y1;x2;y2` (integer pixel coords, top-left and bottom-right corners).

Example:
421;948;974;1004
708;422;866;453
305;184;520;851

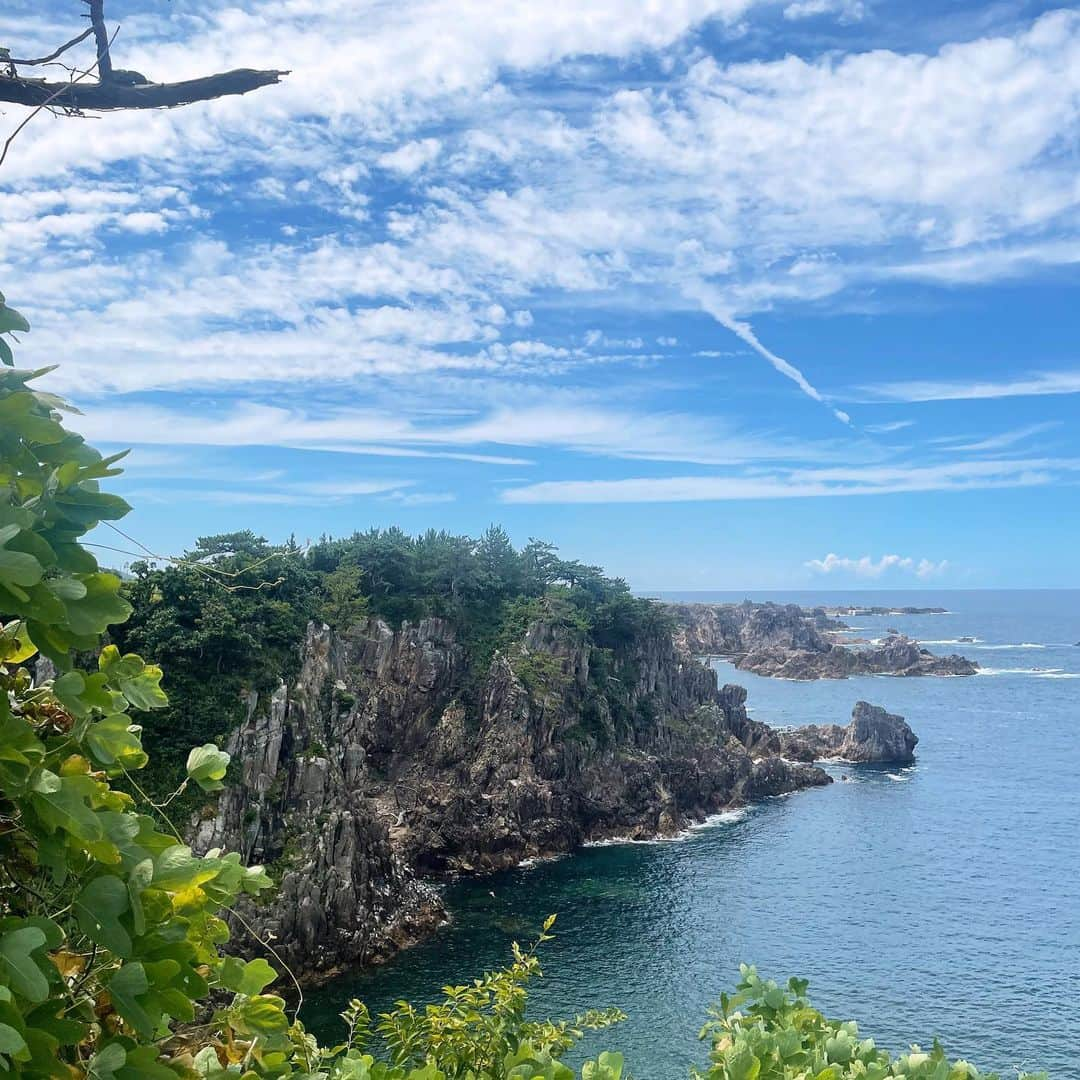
780;701;918;764
194;616;829;979
668;602;977;680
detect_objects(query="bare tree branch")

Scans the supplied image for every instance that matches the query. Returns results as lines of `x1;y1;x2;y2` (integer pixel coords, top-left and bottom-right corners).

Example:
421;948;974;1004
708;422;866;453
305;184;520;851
0;26;116;169
0;69;289;110
85;0;114;82
0;0;288;112
6;28;94;68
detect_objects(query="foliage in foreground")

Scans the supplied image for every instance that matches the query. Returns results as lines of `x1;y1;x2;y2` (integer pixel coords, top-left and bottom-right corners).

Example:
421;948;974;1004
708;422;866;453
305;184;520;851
696;967;1045;1080
0;291;1045;1080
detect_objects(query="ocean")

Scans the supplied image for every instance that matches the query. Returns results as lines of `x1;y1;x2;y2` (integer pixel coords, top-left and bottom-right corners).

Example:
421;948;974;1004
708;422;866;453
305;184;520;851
302;590;1080;1078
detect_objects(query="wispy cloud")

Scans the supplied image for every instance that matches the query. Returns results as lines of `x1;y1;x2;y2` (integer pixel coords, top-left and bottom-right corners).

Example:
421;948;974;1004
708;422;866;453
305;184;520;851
932;421;1062;453
79;399;856;469
861;371;1080;403
500;457;1079;503
865;420;915;434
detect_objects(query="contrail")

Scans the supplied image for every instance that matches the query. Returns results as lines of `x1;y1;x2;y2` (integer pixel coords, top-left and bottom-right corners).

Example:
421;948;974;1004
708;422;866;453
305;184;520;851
688;284;851;425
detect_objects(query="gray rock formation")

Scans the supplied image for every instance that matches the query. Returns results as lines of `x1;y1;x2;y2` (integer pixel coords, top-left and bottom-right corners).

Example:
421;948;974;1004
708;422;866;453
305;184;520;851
194;616;829;979
668;601;977;680
779;701;918;764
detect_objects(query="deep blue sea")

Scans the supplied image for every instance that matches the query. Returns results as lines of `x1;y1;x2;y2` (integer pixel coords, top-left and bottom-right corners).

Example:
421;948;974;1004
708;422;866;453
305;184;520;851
304;591;1080;1079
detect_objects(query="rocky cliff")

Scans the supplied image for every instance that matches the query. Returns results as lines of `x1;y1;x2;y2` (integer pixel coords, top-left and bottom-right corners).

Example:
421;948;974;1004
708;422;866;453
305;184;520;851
668;601;977;679
193;615;828;979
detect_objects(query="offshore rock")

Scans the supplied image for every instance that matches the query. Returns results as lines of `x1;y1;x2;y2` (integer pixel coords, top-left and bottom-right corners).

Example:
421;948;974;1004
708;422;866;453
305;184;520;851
668;601;977;680
780;701;918;764
194;616;829;979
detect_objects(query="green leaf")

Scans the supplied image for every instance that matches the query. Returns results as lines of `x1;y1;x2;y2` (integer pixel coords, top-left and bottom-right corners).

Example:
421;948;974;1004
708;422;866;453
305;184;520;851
115;1044;184;1080
52;669;88;716
0;1022;29;1061
106;963;155;1038
86;716;149;772
186;744;230;792
219;956;276;997
29;772;103;842
0;548;43;588
0;927;49;1002
62;573;132;636
87;1042;126;1080
233;994;290;1035
724;1044;761;1080
0;304;30;334
75;876;132;957
0;337;13;367
117;663;168;711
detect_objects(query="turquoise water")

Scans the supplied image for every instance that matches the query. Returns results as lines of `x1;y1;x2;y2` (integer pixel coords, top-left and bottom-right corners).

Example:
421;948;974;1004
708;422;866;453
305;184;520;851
303;591;1080;1078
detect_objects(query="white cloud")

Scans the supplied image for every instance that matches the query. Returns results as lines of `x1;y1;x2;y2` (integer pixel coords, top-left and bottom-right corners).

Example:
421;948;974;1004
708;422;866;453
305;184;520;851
862;370;1080;403
3;3;1080;483
500;457;1080;503
378;138;442;174
805;553;948;579
783;0;865;21
865;420;915;434
78;397;852;469
933;421;1062;453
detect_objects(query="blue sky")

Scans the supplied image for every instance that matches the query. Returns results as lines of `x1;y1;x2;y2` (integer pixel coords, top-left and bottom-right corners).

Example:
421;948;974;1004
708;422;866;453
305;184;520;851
2;0;1078;588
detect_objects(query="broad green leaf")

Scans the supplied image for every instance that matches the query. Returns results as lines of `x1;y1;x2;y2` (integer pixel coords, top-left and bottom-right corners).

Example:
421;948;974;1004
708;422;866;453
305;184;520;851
87;716;149;771
117;663;168;711
0;304;29;334
115;1044;184;1080
233;994;290;1035
75;875;132;957
0;619;37;664
106;963;155;1037
62;573;132;636
126;859;153;936
0;927;49;1002
218;956;276;997
87;1042;126;1079
29;772;103;841
52;669;88;716
0;548;43;588
0;1021;28;1060
186;744;230;792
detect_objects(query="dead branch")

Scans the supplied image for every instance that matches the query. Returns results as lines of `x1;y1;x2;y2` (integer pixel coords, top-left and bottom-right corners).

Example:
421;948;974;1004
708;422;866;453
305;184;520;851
0;69;289;110
5;28;94;68
0;0;288;112
0;26;117;168
86;0;114;82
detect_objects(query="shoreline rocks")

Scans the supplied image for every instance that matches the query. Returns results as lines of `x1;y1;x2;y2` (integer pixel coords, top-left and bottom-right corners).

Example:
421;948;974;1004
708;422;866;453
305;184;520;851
667;601;977;680
780;701;918;765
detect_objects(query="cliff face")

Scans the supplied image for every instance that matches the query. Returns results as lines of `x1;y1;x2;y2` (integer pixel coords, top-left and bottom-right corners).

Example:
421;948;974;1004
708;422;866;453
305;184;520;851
194;616;828;979
668;601;977;679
